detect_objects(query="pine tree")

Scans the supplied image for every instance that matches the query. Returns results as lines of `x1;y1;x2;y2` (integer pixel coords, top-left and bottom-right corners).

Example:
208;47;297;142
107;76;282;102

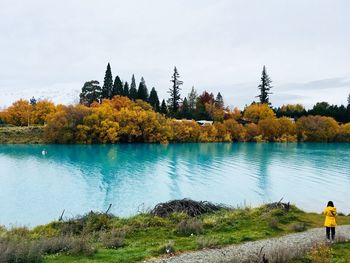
79;80;102;106
101;63;113;99
215;92;224;108
112;76;123;97
123;81;130;97
167;66;183;114
30;97;37;106
149;87;160;111
180;97;190;119
137;77;149;101
129;74;138;100
256;65;273;105
188;86;198;110
348;93;350;106
160;99;168;115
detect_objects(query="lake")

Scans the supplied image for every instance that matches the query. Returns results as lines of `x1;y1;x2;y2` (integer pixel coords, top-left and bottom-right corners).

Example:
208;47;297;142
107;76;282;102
0;143;349;227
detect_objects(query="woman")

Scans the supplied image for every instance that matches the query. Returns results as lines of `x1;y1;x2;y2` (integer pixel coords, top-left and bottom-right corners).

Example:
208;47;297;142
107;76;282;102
323;201;337;241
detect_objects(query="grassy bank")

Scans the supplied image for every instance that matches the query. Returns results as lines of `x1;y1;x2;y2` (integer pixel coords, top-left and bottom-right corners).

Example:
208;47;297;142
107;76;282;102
1;204;350;263
0;126;46;144
291;242;350;262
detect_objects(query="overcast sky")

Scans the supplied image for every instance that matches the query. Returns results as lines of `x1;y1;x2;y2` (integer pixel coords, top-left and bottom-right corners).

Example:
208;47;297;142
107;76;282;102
1;0;349;109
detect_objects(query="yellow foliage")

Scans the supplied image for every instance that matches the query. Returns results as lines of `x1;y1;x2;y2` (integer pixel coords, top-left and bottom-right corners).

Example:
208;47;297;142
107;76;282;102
243;103;275;123
223;119;246;141
170;120;200;142
31;100;56;125
337;123;350;142
296;115;339;142
280;104;305;113
244;123;259;141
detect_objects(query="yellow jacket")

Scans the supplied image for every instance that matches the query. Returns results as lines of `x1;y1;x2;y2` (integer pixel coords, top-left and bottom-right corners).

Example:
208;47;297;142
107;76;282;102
323;206;337;227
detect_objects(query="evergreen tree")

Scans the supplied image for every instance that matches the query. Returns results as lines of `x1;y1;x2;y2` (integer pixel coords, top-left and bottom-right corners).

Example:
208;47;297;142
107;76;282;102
123;81;130;97
79;80;102;106
30;97;37;106
101;63;113;99
167;67;183;114
129;74;138;100
215;92;224;108
149;87;160;111
348;93;350;106
256;65;273;105
160;99;168;115
188;86;198;110
180;97;190;119
137;77;149;101
112;76;123;97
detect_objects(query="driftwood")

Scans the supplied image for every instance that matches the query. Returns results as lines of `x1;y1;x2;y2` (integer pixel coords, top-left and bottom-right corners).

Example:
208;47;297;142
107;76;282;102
58;209;65;221
105;204;112;214
266;198;290;211
150;199;230;217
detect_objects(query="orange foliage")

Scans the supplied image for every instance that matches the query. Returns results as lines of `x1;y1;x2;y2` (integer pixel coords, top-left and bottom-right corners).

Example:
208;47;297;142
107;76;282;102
4;99;32;126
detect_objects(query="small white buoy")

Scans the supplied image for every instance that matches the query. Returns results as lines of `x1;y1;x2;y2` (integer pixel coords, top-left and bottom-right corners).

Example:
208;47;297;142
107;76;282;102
42;149;47;155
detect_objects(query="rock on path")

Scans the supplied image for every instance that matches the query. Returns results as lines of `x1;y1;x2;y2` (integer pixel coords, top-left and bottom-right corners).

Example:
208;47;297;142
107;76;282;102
146;225;350;263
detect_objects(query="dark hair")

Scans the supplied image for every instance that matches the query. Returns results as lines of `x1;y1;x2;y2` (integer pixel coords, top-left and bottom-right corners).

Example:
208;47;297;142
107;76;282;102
327;201;334;207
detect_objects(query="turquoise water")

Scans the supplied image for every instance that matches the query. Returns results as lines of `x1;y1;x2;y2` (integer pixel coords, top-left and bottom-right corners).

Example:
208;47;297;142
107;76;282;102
0;143;349;227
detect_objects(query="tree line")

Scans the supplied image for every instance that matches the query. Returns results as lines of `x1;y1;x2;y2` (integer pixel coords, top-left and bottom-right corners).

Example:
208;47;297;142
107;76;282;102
1;63;350;144
79;64;226;121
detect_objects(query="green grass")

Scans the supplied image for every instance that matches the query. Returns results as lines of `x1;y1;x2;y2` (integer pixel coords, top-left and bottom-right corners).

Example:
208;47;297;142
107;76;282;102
291;242;350;263
0;126;46;143
1;205;350;263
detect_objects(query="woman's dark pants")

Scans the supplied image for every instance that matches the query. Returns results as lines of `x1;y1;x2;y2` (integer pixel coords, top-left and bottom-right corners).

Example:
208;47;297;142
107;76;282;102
326;227;335;240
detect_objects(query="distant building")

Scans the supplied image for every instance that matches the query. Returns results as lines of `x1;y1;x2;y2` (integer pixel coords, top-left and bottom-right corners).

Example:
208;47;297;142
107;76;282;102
196;120;213;126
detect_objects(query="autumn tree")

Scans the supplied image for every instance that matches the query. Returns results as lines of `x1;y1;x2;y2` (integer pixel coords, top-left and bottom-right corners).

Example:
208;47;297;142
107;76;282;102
129;74;138;100
296;115;339;142
168;67;183;115
257;65;273;105
79;80;102;106
112;76;124;97
149;87;160;112
160;99;168;115
243;103;275;123
196;91;214;120
31;100;56;125
137;77;149;101
45;104;91;143
5;99;32;126
102;63;113;99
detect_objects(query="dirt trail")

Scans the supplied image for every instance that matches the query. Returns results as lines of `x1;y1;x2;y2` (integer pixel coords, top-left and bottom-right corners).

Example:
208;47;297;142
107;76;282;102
146;225;350;263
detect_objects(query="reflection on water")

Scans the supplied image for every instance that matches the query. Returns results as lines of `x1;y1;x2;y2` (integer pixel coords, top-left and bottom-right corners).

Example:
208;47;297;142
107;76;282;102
0;143;350;226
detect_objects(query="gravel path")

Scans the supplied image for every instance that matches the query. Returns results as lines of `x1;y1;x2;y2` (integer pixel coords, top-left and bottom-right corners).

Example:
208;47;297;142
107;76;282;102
146;225;350;263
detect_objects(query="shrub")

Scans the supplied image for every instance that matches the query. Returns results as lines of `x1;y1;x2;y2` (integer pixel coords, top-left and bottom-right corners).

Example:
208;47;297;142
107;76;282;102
157;241;175;255
176;218;203;236
68;237;96;257
39;236;72;254
100;229;125;249
308;244;332;263
196;236;220;249
0;238;43;263
296;115;339;142
289;222;307;232
268;217;279;230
